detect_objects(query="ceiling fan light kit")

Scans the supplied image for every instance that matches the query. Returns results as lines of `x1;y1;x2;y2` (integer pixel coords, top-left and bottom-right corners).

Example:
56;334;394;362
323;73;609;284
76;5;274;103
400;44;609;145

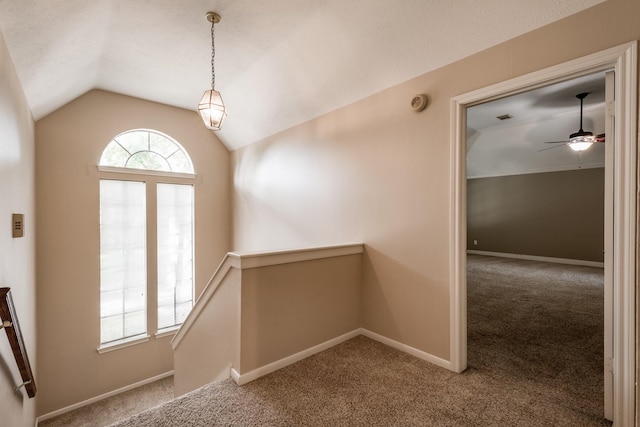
568;134;595;151
542;92;604;153
198;11;227;131
566;92;594;151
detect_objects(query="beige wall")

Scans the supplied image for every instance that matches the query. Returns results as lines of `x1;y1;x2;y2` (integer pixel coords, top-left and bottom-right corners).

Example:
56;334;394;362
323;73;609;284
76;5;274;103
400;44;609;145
0;32;37;426
35;90;231;415
173;266;241;397
240;254;362;373
232;0;639;361
174;250;361;396
467;168;605;262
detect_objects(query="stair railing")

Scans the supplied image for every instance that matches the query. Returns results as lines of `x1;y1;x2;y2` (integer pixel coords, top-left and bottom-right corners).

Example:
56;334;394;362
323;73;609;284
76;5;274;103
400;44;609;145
0;287;36;398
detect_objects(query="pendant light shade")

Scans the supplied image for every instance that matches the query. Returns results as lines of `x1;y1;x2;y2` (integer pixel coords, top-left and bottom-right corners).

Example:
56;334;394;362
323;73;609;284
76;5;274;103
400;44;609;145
198;12;226;131
198;89;226;131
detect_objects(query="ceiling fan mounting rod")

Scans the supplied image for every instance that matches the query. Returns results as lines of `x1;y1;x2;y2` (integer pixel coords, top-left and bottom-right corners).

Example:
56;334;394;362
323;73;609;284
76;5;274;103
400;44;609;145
576;92;588;132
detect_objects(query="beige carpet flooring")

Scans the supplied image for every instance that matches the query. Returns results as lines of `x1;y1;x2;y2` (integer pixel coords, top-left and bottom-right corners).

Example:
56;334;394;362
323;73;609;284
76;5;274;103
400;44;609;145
38;375;174;427
102;254;610;426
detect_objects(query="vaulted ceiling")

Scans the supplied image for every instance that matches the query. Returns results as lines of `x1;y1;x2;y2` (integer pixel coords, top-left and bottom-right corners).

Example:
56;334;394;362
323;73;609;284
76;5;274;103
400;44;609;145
467;71;606;178
0;0;604;151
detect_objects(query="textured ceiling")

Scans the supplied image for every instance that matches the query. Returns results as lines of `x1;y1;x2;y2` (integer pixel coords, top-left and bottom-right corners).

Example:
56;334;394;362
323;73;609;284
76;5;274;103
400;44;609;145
467;72;606;178
0;0;604;150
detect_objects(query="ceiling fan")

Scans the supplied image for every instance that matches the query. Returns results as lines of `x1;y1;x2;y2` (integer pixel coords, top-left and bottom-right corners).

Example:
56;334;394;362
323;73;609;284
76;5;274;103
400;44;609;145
539;92;605;152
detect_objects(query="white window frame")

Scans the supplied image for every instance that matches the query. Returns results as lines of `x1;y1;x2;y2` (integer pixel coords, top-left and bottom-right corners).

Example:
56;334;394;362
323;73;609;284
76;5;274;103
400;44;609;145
97;130;196;352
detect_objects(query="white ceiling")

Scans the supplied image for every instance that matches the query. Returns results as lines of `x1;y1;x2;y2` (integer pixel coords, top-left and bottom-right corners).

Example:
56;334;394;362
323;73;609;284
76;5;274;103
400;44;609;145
0;0;604;151
467;72;606;178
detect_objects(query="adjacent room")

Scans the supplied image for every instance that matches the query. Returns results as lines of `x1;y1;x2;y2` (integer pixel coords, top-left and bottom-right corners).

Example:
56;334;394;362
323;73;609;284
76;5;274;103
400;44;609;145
466;72;609;421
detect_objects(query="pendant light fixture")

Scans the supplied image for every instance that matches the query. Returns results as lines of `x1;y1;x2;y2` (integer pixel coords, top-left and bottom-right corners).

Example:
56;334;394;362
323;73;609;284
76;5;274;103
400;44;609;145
198;12;227;131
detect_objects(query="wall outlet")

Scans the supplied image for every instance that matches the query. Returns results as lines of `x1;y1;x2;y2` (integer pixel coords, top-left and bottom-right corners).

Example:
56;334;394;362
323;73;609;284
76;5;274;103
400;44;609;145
473;239;478;246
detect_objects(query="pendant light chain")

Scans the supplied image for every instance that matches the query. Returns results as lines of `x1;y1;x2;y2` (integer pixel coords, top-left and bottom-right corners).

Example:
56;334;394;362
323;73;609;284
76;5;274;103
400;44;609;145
210;19;216;90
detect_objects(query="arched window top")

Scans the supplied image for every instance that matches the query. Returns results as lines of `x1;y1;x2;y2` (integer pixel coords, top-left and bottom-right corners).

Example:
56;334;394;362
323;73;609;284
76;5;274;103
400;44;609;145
99;129;194;174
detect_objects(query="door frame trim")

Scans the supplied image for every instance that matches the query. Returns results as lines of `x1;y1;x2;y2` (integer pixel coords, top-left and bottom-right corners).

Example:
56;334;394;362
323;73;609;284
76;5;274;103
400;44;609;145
449;41;637;424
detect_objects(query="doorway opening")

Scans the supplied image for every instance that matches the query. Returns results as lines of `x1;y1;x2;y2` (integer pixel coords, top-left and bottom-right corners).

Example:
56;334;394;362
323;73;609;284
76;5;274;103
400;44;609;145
449;42;637;425
465;70;609;422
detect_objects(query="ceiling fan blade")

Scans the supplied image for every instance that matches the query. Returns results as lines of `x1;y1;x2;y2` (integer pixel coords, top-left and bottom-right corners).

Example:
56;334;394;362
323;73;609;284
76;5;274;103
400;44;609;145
538;92;605;152
537;144;566;152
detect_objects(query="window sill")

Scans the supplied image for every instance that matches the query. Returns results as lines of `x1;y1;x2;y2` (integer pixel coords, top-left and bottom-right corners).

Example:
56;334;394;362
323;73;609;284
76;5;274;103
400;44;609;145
98;165;196;180
97;334;150;354
155;326;180;339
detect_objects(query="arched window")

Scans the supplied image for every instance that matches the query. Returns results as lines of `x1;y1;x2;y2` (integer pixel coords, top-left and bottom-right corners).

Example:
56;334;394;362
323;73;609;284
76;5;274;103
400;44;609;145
99;129;194;174
98;129;195;351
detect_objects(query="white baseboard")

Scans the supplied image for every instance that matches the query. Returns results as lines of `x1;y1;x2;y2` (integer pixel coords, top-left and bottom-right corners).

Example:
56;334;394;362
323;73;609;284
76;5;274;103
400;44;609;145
231;328;452;385
231;329;361;385
359;328;451;370
35;371;174;425
467;250;604;268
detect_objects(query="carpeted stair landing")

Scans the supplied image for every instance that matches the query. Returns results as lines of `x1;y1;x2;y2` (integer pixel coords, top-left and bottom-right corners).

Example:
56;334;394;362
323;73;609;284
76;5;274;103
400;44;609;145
109;255;610;426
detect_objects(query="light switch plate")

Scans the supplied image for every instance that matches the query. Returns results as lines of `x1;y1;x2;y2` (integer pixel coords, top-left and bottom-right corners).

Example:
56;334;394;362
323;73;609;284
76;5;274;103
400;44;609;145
12;213;24;238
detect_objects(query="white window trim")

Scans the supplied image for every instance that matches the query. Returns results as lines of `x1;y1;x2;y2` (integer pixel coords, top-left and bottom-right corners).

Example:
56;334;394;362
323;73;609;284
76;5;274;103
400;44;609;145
98;130;196;353
98;165;196;180
155;326;180;339
97;334;151;354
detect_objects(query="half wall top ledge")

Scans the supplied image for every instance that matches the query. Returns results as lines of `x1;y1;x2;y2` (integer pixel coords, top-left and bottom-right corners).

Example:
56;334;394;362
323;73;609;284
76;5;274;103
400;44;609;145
227;244;365;270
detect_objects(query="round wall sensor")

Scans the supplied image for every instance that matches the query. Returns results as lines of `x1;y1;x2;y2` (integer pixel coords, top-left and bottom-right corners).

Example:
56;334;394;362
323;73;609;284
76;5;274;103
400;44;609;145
410;94;428;112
